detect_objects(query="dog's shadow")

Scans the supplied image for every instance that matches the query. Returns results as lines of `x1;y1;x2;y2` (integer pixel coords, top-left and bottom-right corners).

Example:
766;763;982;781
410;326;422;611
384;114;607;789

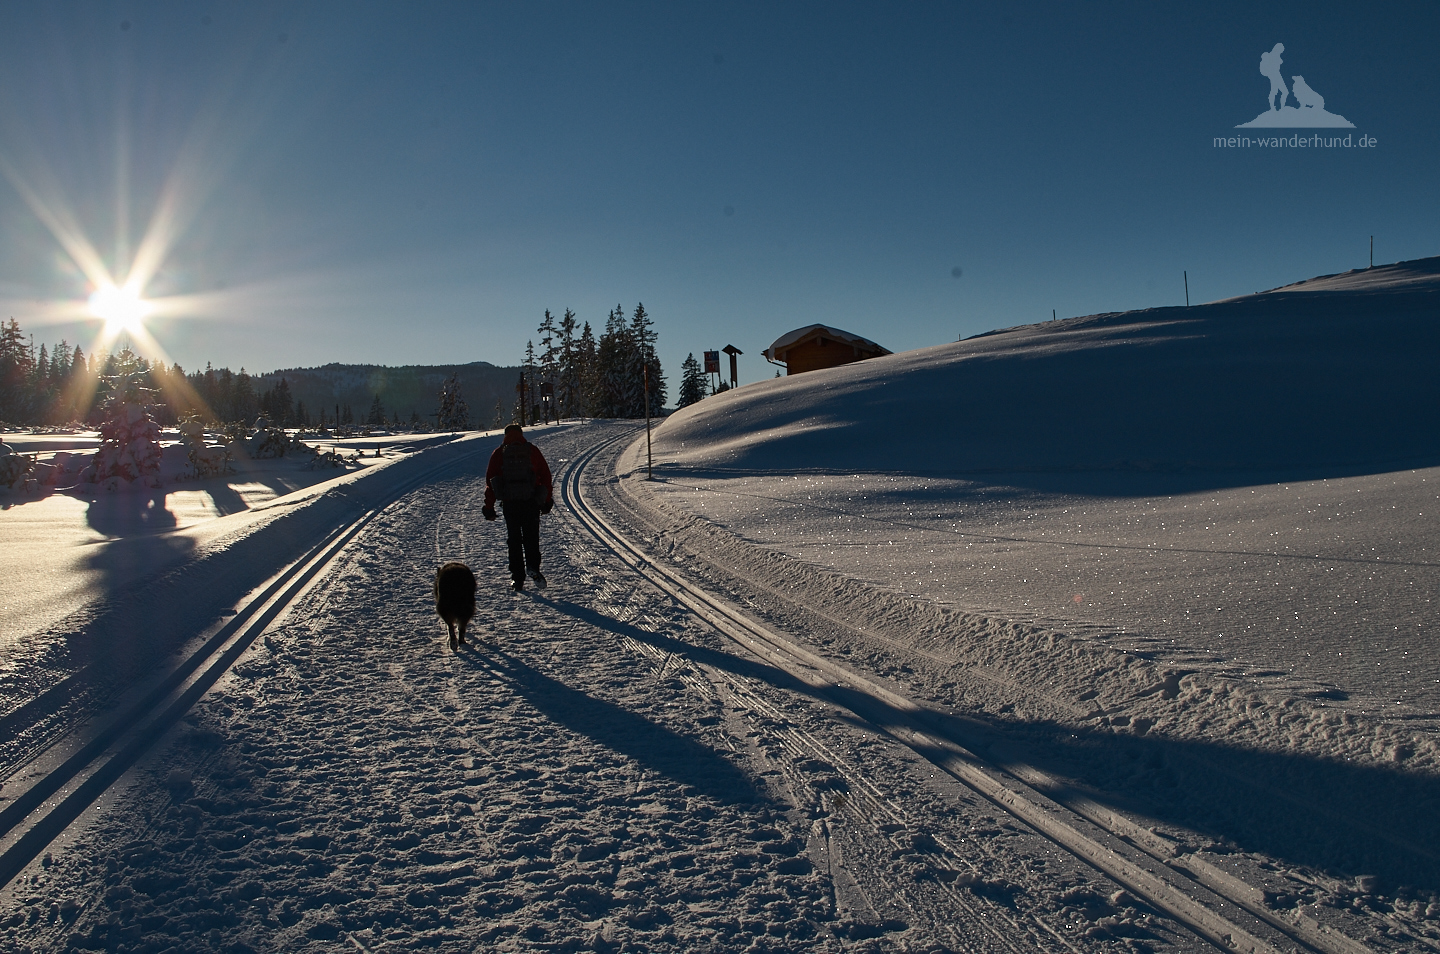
454;644;767;807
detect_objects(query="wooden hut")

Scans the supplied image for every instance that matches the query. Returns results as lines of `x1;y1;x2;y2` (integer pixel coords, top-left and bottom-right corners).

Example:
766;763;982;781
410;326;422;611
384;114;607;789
763;324;891;375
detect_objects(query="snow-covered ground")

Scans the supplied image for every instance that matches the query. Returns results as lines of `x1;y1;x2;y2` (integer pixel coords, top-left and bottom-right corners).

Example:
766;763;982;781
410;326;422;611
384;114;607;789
652;257;1440;719
0;430;454;649
0;259;1437;952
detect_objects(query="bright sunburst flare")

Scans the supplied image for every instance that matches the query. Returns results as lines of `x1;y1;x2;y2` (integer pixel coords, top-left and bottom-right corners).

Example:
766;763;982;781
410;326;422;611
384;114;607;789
88;282;153;337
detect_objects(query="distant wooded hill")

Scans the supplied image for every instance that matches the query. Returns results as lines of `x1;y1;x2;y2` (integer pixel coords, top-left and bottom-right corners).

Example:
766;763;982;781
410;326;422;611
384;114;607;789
254;361;521;427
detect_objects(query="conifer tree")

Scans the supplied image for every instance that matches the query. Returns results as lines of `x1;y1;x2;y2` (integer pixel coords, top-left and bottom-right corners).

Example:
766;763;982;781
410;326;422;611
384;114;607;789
233;369;257;424
367;394;385;426
275;378;294;425
0;319;31;422
538;311;562;422
558;308;578;419
592;308;625;417
63;345;86;422
678;353;706;408
438;374;469;430
523;340;539;423
216;368;235;423
630;302;666;412
576;321;598;418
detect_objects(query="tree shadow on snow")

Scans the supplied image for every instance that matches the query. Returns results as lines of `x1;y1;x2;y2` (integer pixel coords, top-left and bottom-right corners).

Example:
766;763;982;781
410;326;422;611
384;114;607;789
458;646;768;808
0;491;365;757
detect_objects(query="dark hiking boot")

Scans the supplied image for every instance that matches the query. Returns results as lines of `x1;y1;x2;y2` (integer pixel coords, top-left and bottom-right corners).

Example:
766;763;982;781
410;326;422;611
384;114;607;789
531;571;547;590
511;578;525;592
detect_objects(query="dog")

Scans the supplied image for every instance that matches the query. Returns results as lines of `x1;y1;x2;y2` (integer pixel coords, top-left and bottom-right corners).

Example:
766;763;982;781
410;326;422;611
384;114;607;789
434;562;477;651
1291;75;1325;111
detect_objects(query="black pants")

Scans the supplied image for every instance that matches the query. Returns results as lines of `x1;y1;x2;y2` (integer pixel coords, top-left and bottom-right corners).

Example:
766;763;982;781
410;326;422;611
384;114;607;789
501;500;541;582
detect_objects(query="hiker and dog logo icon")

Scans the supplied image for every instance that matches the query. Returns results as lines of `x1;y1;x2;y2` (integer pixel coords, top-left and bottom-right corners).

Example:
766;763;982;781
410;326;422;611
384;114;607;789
1236;43;1354;128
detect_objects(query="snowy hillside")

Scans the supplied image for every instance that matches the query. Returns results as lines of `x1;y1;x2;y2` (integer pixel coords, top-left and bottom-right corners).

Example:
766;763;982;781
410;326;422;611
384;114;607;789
658;254;1440;477
647;256;1440;717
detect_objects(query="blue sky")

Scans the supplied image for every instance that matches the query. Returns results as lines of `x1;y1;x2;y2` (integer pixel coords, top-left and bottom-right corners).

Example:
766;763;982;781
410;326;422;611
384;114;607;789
0;1;1436;389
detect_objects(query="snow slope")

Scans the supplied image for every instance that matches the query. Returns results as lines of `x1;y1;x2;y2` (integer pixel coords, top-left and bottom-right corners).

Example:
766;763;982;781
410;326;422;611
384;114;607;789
659;255;1440;478
650;256;1440;717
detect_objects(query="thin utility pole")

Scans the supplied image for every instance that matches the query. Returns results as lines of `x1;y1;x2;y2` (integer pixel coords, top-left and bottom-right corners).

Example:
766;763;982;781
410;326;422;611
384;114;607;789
1184;271;1190;307
1052;309;1056;321
643;362;653;480
1370;236;1374;268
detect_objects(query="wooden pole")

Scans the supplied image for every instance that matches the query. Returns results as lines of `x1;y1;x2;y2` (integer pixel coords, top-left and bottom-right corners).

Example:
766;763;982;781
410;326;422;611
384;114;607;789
643;362;653;480
1184;271;1190;307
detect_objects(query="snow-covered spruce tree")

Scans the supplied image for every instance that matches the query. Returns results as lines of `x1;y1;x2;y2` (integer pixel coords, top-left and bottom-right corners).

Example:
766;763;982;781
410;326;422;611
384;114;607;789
438;373;469;430
0;442;33;490
678;353;706;408
84;367;164;487
246;416;294;459
178;414;231;478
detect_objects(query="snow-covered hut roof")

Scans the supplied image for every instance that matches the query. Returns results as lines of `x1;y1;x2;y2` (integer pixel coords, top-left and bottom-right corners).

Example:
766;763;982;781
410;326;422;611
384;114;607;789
762;324;890;363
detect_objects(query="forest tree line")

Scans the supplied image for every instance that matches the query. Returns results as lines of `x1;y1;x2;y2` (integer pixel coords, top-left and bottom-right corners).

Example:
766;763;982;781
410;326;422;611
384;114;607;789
510;303;666;426
2;302;687;429
0;318;336;428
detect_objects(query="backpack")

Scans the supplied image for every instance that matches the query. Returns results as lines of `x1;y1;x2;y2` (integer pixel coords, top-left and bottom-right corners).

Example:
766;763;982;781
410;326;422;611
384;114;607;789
493;441;535;502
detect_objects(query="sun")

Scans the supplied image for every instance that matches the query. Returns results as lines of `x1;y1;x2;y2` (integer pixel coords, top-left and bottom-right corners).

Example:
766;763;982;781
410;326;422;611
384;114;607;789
88;283;153;336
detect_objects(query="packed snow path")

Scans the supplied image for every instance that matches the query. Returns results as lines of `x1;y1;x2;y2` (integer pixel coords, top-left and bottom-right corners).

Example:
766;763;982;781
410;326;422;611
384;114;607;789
0;422;1435;952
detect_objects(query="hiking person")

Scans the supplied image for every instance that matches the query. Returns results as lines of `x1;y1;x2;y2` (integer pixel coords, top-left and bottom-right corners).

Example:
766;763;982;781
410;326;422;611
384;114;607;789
482;424;554;591
1260;43;1288;111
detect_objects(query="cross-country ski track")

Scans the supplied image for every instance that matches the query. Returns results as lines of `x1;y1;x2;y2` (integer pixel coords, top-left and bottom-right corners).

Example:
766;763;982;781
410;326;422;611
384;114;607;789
0;420;1429;952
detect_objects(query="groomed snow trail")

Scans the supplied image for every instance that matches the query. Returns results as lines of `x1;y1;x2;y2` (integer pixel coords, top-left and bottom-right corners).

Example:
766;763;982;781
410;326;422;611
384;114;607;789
0;423;1109;953
0;422;1432;952
601;436;1440;953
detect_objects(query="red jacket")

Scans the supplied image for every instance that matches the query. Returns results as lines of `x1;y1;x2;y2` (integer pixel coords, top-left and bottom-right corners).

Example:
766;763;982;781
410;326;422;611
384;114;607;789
483;431;553;508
